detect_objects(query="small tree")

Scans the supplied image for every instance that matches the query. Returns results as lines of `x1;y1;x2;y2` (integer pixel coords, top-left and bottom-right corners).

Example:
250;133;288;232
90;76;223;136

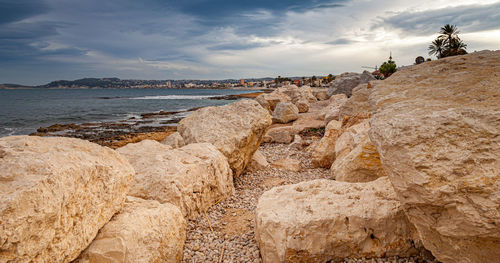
379;60;397;78
327;74;334;83
428;24;467;59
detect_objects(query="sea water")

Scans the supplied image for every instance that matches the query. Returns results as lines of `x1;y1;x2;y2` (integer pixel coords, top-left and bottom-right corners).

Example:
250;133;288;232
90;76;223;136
0;88;256;137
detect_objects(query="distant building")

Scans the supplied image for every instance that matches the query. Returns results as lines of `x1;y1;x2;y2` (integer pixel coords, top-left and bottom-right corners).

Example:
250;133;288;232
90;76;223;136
240;79;245;85
293;79;301;86
415;56;425;64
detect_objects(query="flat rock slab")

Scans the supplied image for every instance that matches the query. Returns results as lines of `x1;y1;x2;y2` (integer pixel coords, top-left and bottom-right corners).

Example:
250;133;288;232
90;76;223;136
255;177;420;263
0;136;134;262
271;158;302;172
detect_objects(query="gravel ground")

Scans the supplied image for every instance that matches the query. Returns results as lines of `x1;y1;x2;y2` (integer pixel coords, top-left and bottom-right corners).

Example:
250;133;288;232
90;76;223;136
181;138;437;263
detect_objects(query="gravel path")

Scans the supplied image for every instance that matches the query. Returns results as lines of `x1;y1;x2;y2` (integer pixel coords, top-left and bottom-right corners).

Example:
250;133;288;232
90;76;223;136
181;139;436;263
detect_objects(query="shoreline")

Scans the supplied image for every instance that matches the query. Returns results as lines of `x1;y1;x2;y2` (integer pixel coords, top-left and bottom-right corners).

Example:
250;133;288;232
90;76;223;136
29;91;268;148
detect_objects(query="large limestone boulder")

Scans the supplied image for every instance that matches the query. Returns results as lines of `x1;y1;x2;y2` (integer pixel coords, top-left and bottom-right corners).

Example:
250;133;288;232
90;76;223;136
327;70;375;97
255;177;421;263
369;50;500;263
312;88;329;100
331;135;386;183
256;91;291;113
337;83;372;121
335;119;371;160
312;120;342;168
161;131;185;148
298;86;318;102
178;99;271;176
272;102;299;124
117;140;234;219
76;196;186;263
295;99;309;113
323;94;348;124
0;136;134;262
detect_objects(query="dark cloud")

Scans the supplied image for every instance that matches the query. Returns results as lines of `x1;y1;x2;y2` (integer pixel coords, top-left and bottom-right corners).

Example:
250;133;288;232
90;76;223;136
326;38;355;45
375;2;500;36
0;0;49;24
1;0;499;85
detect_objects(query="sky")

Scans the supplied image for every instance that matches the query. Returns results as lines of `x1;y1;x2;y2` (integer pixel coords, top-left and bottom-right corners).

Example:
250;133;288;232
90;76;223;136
1;0;500;85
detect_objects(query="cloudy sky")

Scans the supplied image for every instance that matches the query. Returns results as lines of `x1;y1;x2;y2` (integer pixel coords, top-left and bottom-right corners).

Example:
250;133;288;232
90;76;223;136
1;0;499;85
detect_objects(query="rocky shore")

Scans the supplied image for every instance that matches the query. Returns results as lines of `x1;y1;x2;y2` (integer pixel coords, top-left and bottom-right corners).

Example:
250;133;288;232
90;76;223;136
29;92;268;149
1;50;499;263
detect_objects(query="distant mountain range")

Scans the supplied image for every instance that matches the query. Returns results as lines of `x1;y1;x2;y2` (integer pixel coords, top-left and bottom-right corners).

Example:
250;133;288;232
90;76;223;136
0;77;279;89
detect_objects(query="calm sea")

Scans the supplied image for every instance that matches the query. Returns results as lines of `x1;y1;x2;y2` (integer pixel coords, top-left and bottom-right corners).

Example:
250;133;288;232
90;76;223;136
0;88;256;137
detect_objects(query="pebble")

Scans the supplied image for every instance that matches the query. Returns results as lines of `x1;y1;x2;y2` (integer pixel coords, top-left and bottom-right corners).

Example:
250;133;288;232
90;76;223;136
181;140;437;263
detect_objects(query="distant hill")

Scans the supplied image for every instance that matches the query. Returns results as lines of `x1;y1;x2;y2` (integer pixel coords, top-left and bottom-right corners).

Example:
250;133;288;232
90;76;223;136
0;84;34;89
2;76;298;89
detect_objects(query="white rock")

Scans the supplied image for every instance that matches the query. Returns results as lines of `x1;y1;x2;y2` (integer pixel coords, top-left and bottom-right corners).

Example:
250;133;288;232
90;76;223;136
324;94;348;124
272;102;299;124
246;150;269;172
312;88;329;100
76;196;186;263
369;50;500;263
263;126;295;144
337;83;372;121
256;91;291;113
295;99;309;113
271;158;302;172
331;135;386;183
161;132;185;148
327;70;375;97
255;177;420;263
178;99;271;176
288;135;303;150
0;136;134;262
312;120;342;168
117;140;234;219
335;119;371;160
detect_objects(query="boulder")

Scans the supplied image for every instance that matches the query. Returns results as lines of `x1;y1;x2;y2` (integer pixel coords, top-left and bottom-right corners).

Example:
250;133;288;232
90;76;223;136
256;91;291;113
76;196;186;263
117;140;234;219
255;177;421;263
0;136;134;262
288;135;303;150
337;83;372;121
312;88;329;100
272;102;299;124
324;94;348;125
278;85;302;103
178;99;271;176
291;113;325;134
335;119;370;160
246;150;269;172
312;120;342;168
271;158;302;172
263;126;295;144
327;70;375;97
161;131;185;148
298;86;318;102
331;135;386;183
369;50;500;263
295;99;309;113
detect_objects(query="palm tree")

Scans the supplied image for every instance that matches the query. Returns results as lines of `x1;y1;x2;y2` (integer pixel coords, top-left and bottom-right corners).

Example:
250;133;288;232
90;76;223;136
439;24;460;47
446;38;468;56
428;38;445;58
